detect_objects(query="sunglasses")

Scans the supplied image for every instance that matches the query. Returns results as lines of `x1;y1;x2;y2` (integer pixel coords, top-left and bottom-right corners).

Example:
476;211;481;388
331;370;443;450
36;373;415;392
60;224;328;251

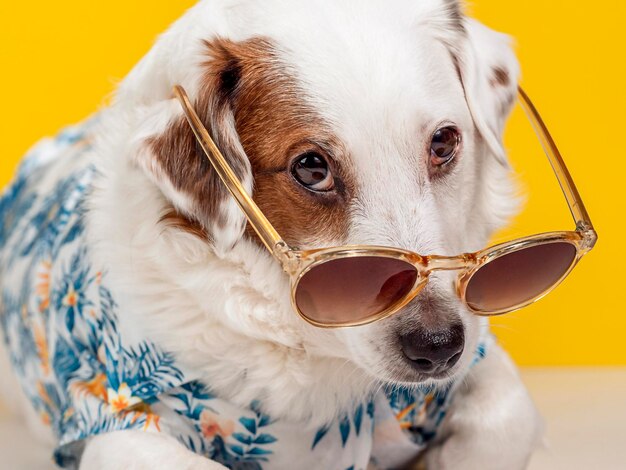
173;85;597;328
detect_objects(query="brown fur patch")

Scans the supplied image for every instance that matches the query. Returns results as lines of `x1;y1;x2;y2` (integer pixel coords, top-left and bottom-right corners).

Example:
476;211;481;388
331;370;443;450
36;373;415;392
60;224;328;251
491;66;510;87
147;85;249;234
442;0;465;33
150;37;353;248
159;208;209;241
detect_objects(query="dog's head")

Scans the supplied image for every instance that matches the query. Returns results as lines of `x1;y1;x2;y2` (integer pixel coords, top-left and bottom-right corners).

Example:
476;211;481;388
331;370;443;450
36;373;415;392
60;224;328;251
115;0;519;390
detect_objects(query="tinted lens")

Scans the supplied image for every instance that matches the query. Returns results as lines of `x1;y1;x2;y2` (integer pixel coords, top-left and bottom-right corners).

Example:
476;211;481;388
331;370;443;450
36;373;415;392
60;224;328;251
295;256;418;325
465;241;577;313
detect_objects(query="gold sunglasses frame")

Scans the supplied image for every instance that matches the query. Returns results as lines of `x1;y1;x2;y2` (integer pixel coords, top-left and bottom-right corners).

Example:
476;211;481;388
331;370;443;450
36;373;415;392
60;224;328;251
173;85;597;328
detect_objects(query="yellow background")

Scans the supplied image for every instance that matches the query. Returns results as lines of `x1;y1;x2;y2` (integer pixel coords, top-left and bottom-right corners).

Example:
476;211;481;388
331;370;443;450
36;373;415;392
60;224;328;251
0;1;623;365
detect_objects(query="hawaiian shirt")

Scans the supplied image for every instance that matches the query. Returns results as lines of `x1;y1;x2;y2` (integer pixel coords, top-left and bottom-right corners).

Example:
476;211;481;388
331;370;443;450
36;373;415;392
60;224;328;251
0;119;488;470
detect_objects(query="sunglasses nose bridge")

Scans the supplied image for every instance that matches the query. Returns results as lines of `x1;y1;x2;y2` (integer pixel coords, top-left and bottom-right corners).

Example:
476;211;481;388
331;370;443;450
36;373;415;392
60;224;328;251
415;256;476;303
421;254;477;273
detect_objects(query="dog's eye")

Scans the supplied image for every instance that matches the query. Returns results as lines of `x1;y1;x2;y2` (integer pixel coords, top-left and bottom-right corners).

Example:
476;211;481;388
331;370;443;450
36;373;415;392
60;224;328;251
291;152;334;191
430;127;461;166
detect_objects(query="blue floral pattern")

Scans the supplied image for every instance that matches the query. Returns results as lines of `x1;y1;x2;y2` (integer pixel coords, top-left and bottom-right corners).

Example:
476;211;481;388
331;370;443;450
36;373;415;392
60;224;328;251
0;121;489;469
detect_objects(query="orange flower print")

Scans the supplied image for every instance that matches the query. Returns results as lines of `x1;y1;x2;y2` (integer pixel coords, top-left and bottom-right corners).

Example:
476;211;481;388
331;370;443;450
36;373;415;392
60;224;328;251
36;261;52;312
63;407;75;422
396;403;416;430
200;410;235;439
107;383;142;413
33;324;50;375
396;393;434;430
40;410;51;426
62;287;78;307
417;393;435;423
72;373;108;402
37;381;52;407
143;412;161;432
119;402;162;432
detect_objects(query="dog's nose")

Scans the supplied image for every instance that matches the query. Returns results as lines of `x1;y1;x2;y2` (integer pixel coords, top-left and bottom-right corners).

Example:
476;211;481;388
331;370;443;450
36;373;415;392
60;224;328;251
400;323;464;374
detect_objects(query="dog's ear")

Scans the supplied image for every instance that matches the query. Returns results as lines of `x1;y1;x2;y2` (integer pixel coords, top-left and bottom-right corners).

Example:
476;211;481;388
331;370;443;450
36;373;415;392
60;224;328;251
456;19;520;165
127;39;253;255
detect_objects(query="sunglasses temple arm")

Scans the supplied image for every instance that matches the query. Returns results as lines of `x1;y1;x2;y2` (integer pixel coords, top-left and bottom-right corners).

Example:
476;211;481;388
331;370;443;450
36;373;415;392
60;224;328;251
173;86;291;262
517;87;595;234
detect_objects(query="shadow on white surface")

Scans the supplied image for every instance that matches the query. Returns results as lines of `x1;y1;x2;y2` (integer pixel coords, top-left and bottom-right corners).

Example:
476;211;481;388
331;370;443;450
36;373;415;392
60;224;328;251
525;368;626;470
0;407;55;470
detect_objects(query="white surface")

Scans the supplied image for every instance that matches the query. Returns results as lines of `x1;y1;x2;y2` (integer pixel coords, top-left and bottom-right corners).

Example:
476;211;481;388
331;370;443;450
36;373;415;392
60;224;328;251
0;368;624;469
525;368;626;470
0;402;54;470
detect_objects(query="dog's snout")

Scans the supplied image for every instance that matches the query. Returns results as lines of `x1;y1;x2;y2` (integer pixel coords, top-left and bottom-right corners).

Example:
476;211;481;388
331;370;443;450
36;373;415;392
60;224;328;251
400;323;464;375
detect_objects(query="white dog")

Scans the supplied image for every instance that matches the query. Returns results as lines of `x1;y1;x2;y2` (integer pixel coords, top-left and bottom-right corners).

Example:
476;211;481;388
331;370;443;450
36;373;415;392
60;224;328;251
0;0;541;468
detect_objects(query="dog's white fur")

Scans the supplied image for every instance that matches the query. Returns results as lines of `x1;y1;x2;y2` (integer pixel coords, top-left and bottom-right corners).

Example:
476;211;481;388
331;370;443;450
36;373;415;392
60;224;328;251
1;0;541;468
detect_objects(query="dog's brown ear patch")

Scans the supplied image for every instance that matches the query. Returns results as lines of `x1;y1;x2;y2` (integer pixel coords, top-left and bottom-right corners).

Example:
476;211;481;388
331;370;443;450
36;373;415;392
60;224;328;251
148;37;352;249
148;113;247;233
146;39;254;252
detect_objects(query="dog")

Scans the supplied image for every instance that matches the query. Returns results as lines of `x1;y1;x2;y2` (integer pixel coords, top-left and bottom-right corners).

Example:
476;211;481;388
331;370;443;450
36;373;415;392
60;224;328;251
0;0;542;468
